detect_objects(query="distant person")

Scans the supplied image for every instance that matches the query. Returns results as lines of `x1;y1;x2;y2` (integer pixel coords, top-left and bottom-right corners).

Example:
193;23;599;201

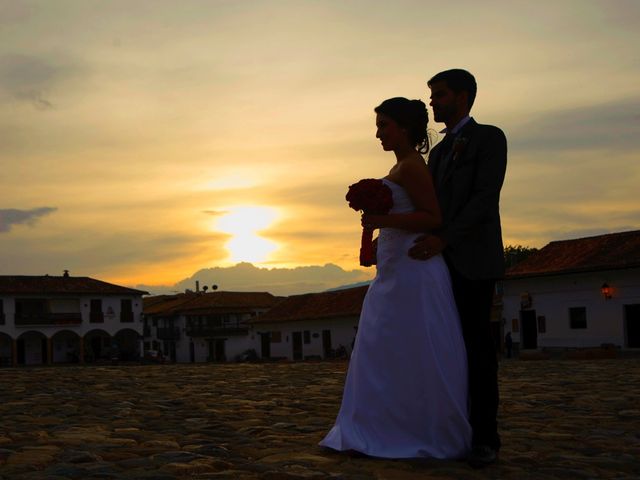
505;332;513;358
320;97;471;459
409;69;507;467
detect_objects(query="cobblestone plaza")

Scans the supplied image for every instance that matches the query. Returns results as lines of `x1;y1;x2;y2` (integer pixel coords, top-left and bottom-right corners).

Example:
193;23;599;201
1;359;639;479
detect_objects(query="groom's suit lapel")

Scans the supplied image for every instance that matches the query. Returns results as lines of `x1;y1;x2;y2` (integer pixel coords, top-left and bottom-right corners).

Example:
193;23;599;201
438;118;478;185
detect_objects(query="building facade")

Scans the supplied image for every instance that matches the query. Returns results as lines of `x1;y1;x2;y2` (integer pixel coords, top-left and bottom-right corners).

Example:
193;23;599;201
502;231;640;351
249;286;368;361
0;273;147;366
143;291;278;363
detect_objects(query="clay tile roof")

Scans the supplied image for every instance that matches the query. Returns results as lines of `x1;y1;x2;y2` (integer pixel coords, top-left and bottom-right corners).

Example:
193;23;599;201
506;230;640;279
0;275;148;295
143;291;279;316
143;293;198;315
251;285;369;324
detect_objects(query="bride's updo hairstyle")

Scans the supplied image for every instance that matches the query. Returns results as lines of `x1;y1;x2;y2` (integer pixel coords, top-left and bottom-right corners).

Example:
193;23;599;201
375;97;429;154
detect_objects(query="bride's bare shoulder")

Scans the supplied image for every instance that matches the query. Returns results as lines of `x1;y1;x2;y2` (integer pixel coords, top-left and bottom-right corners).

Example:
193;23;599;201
398;155;429;177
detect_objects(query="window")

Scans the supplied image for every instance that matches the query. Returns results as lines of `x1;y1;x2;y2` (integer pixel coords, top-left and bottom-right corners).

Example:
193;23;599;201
90;299;103;323
270;331;282;343
14;298;47;324
120;299;133;322
569;307;587;329
303;331;311;344
537;316;546;333
511;318;519;333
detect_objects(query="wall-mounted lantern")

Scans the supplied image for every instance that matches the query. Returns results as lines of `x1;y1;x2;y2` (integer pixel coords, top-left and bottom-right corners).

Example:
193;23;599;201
601;283;612;300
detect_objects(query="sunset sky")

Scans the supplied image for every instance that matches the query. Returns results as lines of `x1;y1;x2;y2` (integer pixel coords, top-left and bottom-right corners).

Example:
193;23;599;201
1;0;639;292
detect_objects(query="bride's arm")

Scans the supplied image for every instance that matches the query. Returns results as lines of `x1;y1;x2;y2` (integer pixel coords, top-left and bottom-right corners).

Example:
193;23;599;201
362;160;441;232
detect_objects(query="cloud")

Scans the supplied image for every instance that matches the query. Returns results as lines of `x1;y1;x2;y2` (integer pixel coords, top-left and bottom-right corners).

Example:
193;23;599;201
0;54;83;110
0;55;60;109
0;2;32;25
137;262;372;296
0;207;57;233
510;98;640;154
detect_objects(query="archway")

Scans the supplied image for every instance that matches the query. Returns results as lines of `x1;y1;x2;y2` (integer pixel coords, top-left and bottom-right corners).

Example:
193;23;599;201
114;328;141;361
17;331;47;365
83;329;111;363
51;330;81;364
0;333;13;367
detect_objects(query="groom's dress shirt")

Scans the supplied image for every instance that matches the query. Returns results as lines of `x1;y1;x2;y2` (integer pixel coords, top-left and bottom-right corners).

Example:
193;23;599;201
434;116;472;184
440;115;472;136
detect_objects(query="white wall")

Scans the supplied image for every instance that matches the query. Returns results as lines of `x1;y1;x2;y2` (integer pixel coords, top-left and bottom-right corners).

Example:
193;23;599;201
0;294;144;339
160;315;259;363
502;268;640;349
252;316;359;360
0;293;144;365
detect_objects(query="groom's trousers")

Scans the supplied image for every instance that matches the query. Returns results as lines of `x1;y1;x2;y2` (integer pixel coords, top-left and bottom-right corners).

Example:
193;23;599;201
447;265;501;451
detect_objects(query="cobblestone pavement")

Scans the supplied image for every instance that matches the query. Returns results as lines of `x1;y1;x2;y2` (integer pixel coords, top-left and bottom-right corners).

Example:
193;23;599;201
0;359;639;479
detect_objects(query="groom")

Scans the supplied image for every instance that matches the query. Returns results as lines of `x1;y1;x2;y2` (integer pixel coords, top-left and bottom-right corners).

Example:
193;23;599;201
409;69;507;467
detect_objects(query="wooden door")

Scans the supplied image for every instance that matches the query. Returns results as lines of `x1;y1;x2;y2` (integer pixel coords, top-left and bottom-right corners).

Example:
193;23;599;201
260;333;271;359
520;310;538;349
215;339;226;362
322;330;332;358
625;304;640;348
292;332;303;361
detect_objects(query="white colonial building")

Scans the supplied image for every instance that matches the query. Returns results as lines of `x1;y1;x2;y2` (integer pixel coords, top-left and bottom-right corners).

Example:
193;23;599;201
502;230;640;351
249;286;368;361
143;290;278;362
0;272;147;366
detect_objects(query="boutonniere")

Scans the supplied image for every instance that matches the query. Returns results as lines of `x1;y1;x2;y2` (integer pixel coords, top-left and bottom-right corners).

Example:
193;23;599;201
452;137;468;160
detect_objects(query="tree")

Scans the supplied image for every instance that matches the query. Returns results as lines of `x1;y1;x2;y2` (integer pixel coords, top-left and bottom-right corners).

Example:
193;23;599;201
504;244;538;268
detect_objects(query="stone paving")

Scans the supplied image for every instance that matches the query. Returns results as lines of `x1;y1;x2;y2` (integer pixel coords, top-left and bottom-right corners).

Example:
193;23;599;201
0;358;639;479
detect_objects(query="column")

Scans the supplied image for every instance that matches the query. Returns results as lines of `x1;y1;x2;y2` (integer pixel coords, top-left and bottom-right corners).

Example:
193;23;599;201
12;339;17;367
47;337;53;364
79;336;85;364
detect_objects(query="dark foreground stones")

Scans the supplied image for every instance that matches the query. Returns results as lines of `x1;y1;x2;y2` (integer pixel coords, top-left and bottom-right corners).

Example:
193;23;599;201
0;359;639;479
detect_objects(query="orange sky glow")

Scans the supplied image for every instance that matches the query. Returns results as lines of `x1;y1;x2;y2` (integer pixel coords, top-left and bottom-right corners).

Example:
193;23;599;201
1;0;639;292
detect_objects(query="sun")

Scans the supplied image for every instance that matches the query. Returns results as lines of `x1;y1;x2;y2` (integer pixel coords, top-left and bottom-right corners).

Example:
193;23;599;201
215;206;279;264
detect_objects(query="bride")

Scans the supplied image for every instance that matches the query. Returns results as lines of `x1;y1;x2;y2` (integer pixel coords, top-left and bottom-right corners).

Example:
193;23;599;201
319;97;471;459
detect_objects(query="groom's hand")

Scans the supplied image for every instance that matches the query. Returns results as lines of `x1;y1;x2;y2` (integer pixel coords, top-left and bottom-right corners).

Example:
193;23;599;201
409;234;446;261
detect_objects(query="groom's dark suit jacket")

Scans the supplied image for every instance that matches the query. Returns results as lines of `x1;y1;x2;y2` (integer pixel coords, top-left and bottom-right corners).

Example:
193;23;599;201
428;118;507;280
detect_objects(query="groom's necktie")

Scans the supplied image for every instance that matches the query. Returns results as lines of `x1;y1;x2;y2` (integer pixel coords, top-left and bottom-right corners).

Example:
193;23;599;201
436;133;456;184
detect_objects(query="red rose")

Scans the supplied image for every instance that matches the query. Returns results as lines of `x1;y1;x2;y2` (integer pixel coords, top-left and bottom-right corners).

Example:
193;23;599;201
345;179;393;266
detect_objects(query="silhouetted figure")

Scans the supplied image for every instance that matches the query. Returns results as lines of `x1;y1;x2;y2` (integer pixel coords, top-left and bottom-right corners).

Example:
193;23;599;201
320;97;470;459
410;69;507;468
505;332;513;359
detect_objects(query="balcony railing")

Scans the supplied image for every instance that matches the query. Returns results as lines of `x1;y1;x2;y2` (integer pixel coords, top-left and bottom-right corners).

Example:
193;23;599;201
157;327;181;340
15;312;82;326
120;311;134;323
90;312;104;323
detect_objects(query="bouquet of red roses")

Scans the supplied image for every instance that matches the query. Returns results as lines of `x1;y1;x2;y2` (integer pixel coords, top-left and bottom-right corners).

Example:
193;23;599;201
346;178;393;266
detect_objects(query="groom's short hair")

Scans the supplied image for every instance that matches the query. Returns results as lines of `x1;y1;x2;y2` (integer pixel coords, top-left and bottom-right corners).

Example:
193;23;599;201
428;69;477;110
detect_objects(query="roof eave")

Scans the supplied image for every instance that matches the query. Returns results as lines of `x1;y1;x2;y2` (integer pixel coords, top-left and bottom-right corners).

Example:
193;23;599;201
505;263;640;280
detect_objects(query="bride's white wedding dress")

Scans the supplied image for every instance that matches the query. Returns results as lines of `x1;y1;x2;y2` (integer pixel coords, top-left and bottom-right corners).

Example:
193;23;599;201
319;178;471;459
